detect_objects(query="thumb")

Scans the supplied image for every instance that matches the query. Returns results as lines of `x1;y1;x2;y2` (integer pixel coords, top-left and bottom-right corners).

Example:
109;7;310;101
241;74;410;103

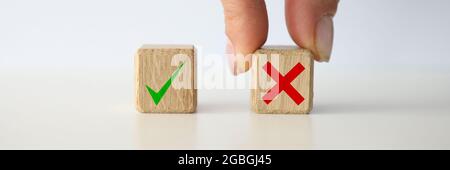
285;0;339;62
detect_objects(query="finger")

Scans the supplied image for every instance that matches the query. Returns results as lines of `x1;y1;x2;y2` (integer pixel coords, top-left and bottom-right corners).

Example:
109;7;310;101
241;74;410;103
285;0;339;62
221;0;268;75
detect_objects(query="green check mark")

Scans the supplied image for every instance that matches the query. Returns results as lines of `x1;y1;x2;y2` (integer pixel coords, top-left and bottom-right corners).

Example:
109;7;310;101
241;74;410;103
145;62;185;105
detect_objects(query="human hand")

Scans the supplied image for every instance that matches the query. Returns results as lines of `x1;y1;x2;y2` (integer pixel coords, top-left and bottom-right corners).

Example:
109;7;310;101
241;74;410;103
221;0;339;75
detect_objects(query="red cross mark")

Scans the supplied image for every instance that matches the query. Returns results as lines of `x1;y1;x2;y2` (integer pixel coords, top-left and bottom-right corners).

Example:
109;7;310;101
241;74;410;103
262;61;305;105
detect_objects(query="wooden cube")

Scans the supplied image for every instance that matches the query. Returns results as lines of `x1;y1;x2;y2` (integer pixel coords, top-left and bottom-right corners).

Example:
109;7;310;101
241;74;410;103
135;45;196;113
251;46;314;114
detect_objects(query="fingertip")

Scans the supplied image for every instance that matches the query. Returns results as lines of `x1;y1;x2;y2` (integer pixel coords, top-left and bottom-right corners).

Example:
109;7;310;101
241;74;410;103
225;39;238;75
222;0;267;75
226;39;253;76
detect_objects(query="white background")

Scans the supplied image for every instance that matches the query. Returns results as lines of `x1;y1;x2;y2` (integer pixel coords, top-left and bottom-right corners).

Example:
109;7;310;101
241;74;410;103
1;0;450;149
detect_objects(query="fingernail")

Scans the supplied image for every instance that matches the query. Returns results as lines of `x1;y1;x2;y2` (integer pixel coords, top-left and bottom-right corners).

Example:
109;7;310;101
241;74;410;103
315;16;334;62
226;38;252;75
235;54;251;74
226;39;238;75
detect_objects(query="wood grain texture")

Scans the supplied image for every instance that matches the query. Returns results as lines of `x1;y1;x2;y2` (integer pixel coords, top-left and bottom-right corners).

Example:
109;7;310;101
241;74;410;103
251;46;314;114
135;45;196;113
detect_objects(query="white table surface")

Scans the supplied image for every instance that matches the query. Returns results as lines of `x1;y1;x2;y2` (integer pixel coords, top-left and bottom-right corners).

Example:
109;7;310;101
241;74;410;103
2;0;450;150
1;69;449;150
